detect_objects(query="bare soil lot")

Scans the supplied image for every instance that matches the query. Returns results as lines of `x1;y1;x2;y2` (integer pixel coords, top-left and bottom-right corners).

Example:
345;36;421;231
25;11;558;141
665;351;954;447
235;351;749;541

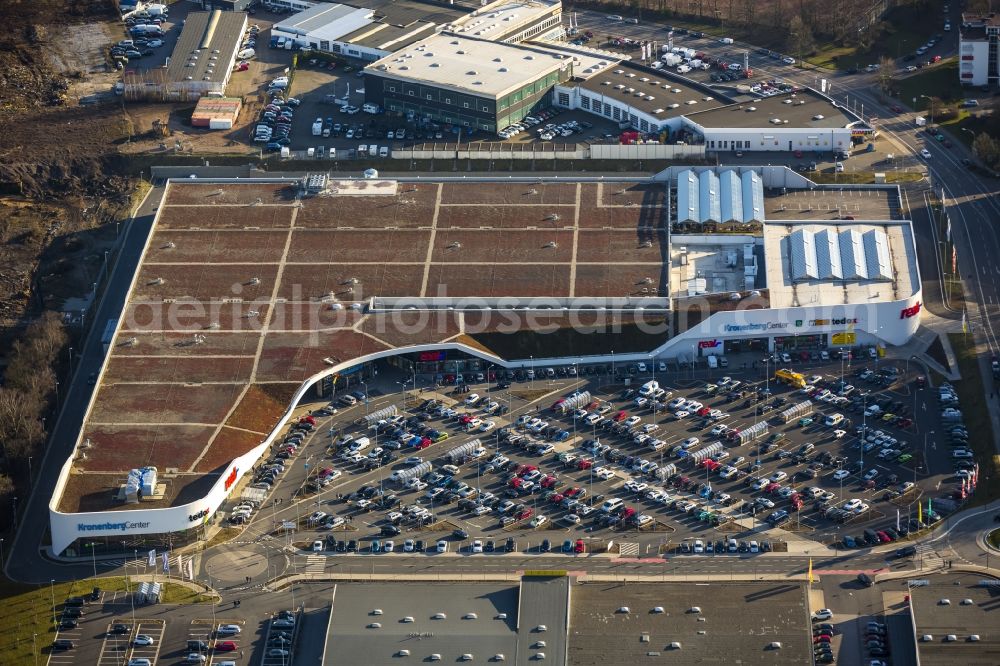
103;355;255;385
79;424;214;473
194;426;266;473
256;330;391;382
573;263;668;297
439;182;579;205
295;188;438;229
147;230;289;264
430;229;575;263
157;204;295;230
132;263;279;302
112;331;262;357
121;302;273;333
267;303;364;331
277;262;426;300
287;229;431;263
436;204;577;229
88;382;243;426
164;182;295;206
575;229;667;263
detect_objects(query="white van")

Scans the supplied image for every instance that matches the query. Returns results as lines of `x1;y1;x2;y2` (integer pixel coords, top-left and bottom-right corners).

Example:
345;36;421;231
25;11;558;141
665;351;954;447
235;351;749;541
379;146;389;157
639;380;659;397
824;413;845;427
601;498;624;513
720;37;734;44
706;355;718;369
362;102;380;113
368;144;378;156
349;436;371;452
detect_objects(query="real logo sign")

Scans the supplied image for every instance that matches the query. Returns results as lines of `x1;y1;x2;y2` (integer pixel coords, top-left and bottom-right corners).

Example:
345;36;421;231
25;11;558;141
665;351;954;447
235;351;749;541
900;302;922;319
698;340;722;349
224;466;239;491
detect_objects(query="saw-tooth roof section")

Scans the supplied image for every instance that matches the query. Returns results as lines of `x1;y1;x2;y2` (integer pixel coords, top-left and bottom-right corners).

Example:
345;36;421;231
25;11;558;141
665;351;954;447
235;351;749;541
698;170;721;224
790;228;817;280
813;228;843;280
838;229;868;279
719;169;743;223
863;229;893;280
676;169;699;224
741;170;765;223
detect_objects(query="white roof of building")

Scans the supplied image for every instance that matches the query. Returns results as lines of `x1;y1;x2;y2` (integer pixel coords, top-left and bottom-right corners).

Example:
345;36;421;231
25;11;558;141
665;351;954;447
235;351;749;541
366;33;571;98
447;0;559;41
765;221;918;309
274;3;373;42
527;40;622;79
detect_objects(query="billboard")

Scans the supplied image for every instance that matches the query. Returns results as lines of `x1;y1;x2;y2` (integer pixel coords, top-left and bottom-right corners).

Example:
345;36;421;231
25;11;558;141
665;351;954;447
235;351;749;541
831;332;856;345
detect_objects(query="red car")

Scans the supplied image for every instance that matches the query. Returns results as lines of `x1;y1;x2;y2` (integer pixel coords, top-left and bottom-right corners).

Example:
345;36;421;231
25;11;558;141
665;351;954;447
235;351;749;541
613;411;629;422
550;399;566;411
897;418;912;429
765;482;781;494
415;439;431;450
697;407;711;417
550;494;565;504
519;465;538;477
540;475;557;488
794;149;803;158
890;104;903;113
236;61;250;71
515;508;533;520
300;415;316;425
565;487;582;498
459;415;474;424
577;459;593;470
574;539;585;553
621;507;637;521
215;641;237;652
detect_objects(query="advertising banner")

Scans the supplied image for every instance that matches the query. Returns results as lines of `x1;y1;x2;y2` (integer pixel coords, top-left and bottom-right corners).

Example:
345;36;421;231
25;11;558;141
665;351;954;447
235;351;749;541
831;332;856;345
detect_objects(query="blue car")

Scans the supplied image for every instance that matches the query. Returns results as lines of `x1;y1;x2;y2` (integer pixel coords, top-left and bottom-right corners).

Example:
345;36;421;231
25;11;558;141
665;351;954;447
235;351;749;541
370;539;381;552
554;430;570;442
265;142;282;152
842;535;856;548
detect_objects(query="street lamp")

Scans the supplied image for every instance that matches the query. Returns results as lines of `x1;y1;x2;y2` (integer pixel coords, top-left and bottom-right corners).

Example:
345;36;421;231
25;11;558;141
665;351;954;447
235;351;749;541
85;541;98;581
49;579;57;633
919;94;935;123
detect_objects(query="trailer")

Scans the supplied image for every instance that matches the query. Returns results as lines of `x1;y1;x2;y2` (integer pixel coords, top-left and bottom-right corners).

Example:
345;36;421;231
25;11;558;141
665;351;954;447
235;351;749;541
389;461;433;484
779;400;814;424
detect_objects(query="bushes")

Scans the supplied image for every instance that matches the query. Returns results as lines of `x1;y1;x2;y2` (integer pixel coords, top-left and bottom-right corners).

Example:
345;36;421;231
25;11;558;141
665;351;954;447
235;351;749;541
0;311;67;528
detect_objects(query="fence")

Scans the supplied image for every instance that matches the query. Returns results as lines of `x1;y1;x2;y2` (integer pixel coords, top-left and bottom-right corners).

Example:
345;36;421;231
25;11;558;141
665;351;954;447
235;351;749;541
779;400;814;423
445;439;482;464
360;405;397;427
390;143;706;161
690;442;724;464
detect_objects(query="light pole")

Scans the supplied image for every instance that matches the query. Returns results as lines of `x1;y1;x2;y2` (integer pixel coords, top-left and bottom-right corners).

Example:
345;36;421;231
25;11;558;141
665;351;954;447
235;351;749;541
919;94;935;123
85;541;98;581
360;381;370;416
49;579;57;633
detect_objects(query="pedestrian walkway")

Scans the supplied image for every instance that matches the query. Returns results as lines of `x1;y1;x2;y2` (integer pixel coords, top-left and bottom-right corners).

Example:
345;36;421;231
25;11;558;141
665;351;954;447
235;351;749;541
618;542;639;557
304;555;326;575
914;543;945;570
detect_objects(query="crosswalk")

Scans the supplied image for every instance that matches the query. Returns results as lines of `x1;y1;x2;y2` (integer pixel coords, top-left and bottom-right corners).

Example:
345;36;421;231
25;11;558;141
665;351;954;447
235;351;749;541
914;543;944;570
618;542;639;557
304;555;326;574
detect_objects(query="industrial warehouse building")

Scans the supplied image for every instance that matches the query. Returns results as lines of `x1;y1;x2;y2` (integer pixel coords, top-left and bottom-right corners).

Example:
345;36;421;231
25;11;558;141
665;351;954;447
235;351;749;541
271;0;561;62
364;34;577;132
123;10;247;101
47;169;921;555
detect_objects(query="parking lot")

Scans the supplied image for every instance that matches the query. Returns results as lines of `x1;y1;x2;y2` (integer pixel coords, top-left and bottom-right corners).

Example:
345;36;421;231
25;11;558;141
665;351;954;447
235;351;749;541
258;351;960;558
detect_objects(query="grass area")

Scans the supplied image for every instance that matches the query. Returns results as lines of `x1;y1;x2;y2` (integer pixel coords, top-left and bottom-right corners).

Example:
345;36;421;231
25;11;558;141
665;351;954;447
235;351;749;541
0;576;210;665
948;333;1000;506
989;528;1000;549
808;2;945;71
201;527;242;550
128;178;152;215
808;171;924;184
927;193;966;308
893;60;965;109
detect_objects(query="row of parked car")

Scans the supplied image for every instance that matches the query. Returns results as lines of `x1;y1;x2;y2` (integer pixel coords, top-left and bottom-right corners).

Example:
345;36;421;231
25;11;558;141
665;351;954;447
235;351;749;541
253;88;303;150
498;108;569;140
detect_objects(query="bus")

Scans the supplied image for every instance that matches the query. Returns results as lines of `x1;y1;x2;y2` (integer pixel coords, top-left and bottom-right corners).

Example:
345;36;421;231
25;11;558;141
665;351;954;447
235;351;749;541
774;368;807;389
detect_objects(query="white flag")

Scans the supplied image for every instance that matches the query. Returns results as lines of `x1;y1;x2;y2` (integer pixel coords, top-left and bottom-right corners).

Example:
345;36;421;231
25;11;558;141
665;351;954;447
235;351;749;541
177;555;184;577
186;557;194;580
162;552;169;573
895;508;900;531
946;215;952;242
147;549;156;567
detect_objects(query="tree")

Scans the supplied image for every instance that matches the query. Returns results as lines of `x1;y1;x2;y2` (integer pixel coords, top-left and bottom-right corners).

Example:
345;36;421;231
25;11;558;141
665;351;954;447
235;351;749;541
972;132;1000;169
876;56;895;96
786;15;815;58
